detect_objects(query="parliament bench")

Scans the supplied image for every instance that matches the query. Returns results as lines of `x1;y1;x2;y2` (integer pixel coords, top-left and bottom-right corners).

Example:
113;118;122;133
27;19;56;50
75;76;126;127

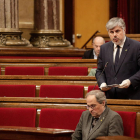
0;59;97;75
0;75;97;97
0;84;99;98
0;106;138;138
0;98;140;138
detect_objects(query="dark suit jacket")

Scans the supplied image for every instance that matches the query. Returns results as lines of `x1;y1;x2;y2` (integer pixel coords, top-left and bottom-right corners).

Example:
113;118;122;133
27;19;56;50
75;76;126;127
95;37;140;99
71;107;123;140
82;49;94;59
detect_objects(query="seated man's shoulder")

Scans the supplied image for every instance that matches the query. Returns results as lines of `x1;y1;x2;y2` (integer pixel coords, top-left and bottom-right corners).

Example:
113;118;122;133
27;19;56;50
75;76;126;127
82;110;91;116
84;49;93;54
109;109;122;118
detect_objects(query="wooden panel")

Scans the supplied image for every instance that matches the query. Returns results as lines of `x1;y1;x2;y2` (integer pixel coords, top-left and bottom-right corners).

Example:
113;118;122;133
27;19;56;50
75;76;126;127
1;98;140;105
136;112;140;138
0;103;87;110
0;76;96;89
0;47;86;56
96;136;140;140
1;98;140;112
0;59;97;68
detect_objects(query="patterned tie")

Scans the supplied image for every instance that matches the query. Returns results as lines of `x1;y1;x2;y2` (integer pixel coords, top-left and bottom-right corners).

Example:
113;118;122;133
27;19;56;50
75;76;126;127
92;117;99;128
114;45;120;72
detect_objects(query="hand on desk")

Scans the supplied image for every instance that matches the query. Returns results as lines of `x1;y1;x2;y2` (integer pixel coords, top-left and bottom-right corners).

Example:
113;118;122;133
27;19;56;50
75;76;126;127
100;83;111;91
119;79;131;88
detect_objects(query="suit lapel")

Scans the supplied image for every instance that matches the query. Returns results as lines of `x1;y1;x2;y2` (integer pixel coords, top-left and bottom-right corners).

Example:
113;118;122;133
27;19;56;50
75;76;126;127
85;114;93;139
115;37;130;74
87;107;109;140
108;42;116;75
108;42;114;66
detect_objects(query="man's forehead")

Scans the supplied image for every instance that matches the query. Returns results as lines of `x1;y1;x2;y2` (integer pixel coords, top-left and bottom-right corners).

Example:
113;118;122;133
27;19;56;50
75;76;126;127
109;26;123;31
87;95;97;102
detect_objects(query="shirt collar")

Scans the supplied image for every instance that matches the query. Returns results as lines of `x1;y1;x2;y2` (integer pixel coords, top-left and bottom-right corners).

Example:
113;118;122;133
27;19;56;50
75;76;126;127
93;50;97;59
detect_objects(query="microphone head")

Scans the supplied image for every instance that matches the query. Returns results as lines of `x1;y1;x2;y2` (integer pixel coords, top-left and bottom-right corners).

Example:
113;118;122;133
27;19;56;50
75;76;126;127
105;62;108;67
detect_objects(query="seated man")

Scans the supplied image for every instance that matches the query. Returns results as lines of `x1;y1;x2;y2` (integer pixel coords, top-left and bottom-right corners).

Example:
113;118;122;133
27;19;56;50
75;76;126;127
72;90;123;140
82;36;105;59
88;68;96;76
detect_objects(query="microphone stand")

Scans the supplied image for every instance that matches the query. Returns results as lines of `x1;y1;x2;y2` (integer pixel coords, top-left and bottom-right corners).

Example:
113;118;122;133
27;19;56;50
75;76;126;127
93;62;108;90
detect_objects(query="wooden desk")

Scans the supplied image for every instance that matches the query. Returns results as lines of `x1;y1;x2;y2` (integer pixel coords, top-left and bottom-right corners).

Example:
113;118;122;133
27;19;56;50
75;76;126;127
96;136;140;140
0;126;74;140
0;75;96;86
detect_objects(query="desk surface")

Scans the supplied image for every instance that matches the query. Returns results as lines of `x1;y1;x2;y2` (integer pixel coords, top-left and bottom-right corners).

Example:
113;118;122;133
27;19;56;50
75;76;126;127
0;126;74;140
96;136;140;140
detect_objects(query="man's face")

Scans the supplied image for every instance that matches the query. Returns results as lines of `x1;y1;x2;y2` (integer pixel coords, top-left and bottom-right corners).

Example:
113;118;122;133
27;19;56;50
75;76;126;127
93;39;104;56
86;95;105;118
108;26;126;45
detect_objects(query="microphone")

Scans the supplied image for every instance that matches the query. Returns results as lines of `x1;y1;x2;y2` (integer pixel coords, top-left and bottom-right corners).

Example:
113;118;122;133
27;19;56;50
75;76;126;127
93;62;108;90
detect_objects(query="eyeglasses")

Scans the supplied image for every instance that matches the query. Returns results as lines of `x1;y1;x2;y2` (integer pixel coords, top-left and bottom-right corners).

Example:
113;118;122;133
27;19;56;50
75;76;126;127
87;104;97;110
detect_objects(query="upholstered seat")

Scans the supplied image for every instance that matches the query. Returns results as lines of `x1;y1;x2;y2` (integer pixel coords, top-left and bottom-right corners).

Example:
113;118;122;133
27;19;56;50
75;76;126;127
48;67;88;76
5;67;44;75
0;108;36;127
0;85;36;97
39;85;84;98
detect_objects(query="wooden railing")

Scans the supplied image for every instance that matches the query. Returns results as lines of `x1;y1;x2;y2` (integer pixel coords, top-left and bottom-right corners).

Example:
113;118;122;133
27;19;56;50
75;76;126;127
81;30;100;49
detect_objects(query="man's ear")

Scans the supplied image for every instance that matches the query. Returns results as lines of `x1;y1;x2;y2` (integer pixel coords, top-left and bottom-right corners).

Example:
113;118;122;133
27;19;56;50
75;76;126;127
123;28;126;33
102;101;105;106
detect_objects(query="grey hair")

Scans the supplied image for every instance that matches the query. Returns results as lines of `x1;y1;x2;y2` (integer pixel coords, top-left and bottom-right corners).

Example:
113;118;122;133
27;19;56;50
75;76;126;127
106;17;126;31
93;36;105;44
86;90;107;105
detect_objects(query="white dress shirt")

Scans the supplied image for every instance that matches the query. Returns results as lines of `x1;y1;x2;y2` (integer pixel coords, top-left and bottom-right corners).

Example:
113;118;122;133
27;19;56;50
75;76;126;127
93;50;97;59
113;37;126;63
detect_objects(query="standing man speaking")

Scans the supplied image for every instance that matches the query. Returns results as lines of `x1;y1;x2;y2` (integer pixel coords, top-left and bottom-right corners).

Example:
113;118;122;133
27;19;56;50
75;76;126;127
96;17;140;99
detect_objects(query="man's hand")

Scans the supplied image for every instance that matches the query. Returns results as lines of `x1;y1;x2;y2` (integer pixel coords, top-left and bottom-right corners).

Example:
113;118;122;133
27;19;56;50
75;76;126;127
119;79;131;88
100;82;111;91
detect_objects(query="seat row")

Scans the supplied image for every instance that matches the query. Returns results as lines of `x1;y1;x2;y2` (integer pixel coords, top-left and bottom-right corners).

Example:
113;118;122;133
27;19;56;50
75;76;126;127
0;66;93;75
0;85;99;98
0;107;136;138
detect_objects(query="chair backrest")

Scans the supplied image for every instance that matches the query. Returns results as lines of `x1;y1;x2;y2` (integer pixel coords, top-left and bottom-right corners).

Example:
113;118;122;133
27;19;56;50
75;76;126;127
48;67;88;76
39;85;84;98
5;67;44;75
0;85;36;97
0;108;36;127
88;85;100;92
116;111;136;137
39;108;85;130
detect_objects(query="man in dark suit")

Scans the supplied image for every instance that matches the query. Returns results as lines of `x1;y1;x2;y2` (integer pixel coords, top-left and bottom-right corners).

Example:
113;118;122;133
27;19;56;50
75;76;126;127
72;90;123;140
96;17;140;99
82;36;105;59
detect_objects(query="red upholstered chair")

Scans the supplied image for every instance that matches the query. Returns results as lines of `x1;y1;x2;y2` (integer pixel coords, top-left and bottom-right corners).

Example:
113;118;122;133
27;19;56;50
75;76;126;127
48;67;88;76
88;85;100;92
39;108;85;130
0;85;36;97
116;111;136;138
39;85;84;98
5;67;44;75
0;108;36;127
